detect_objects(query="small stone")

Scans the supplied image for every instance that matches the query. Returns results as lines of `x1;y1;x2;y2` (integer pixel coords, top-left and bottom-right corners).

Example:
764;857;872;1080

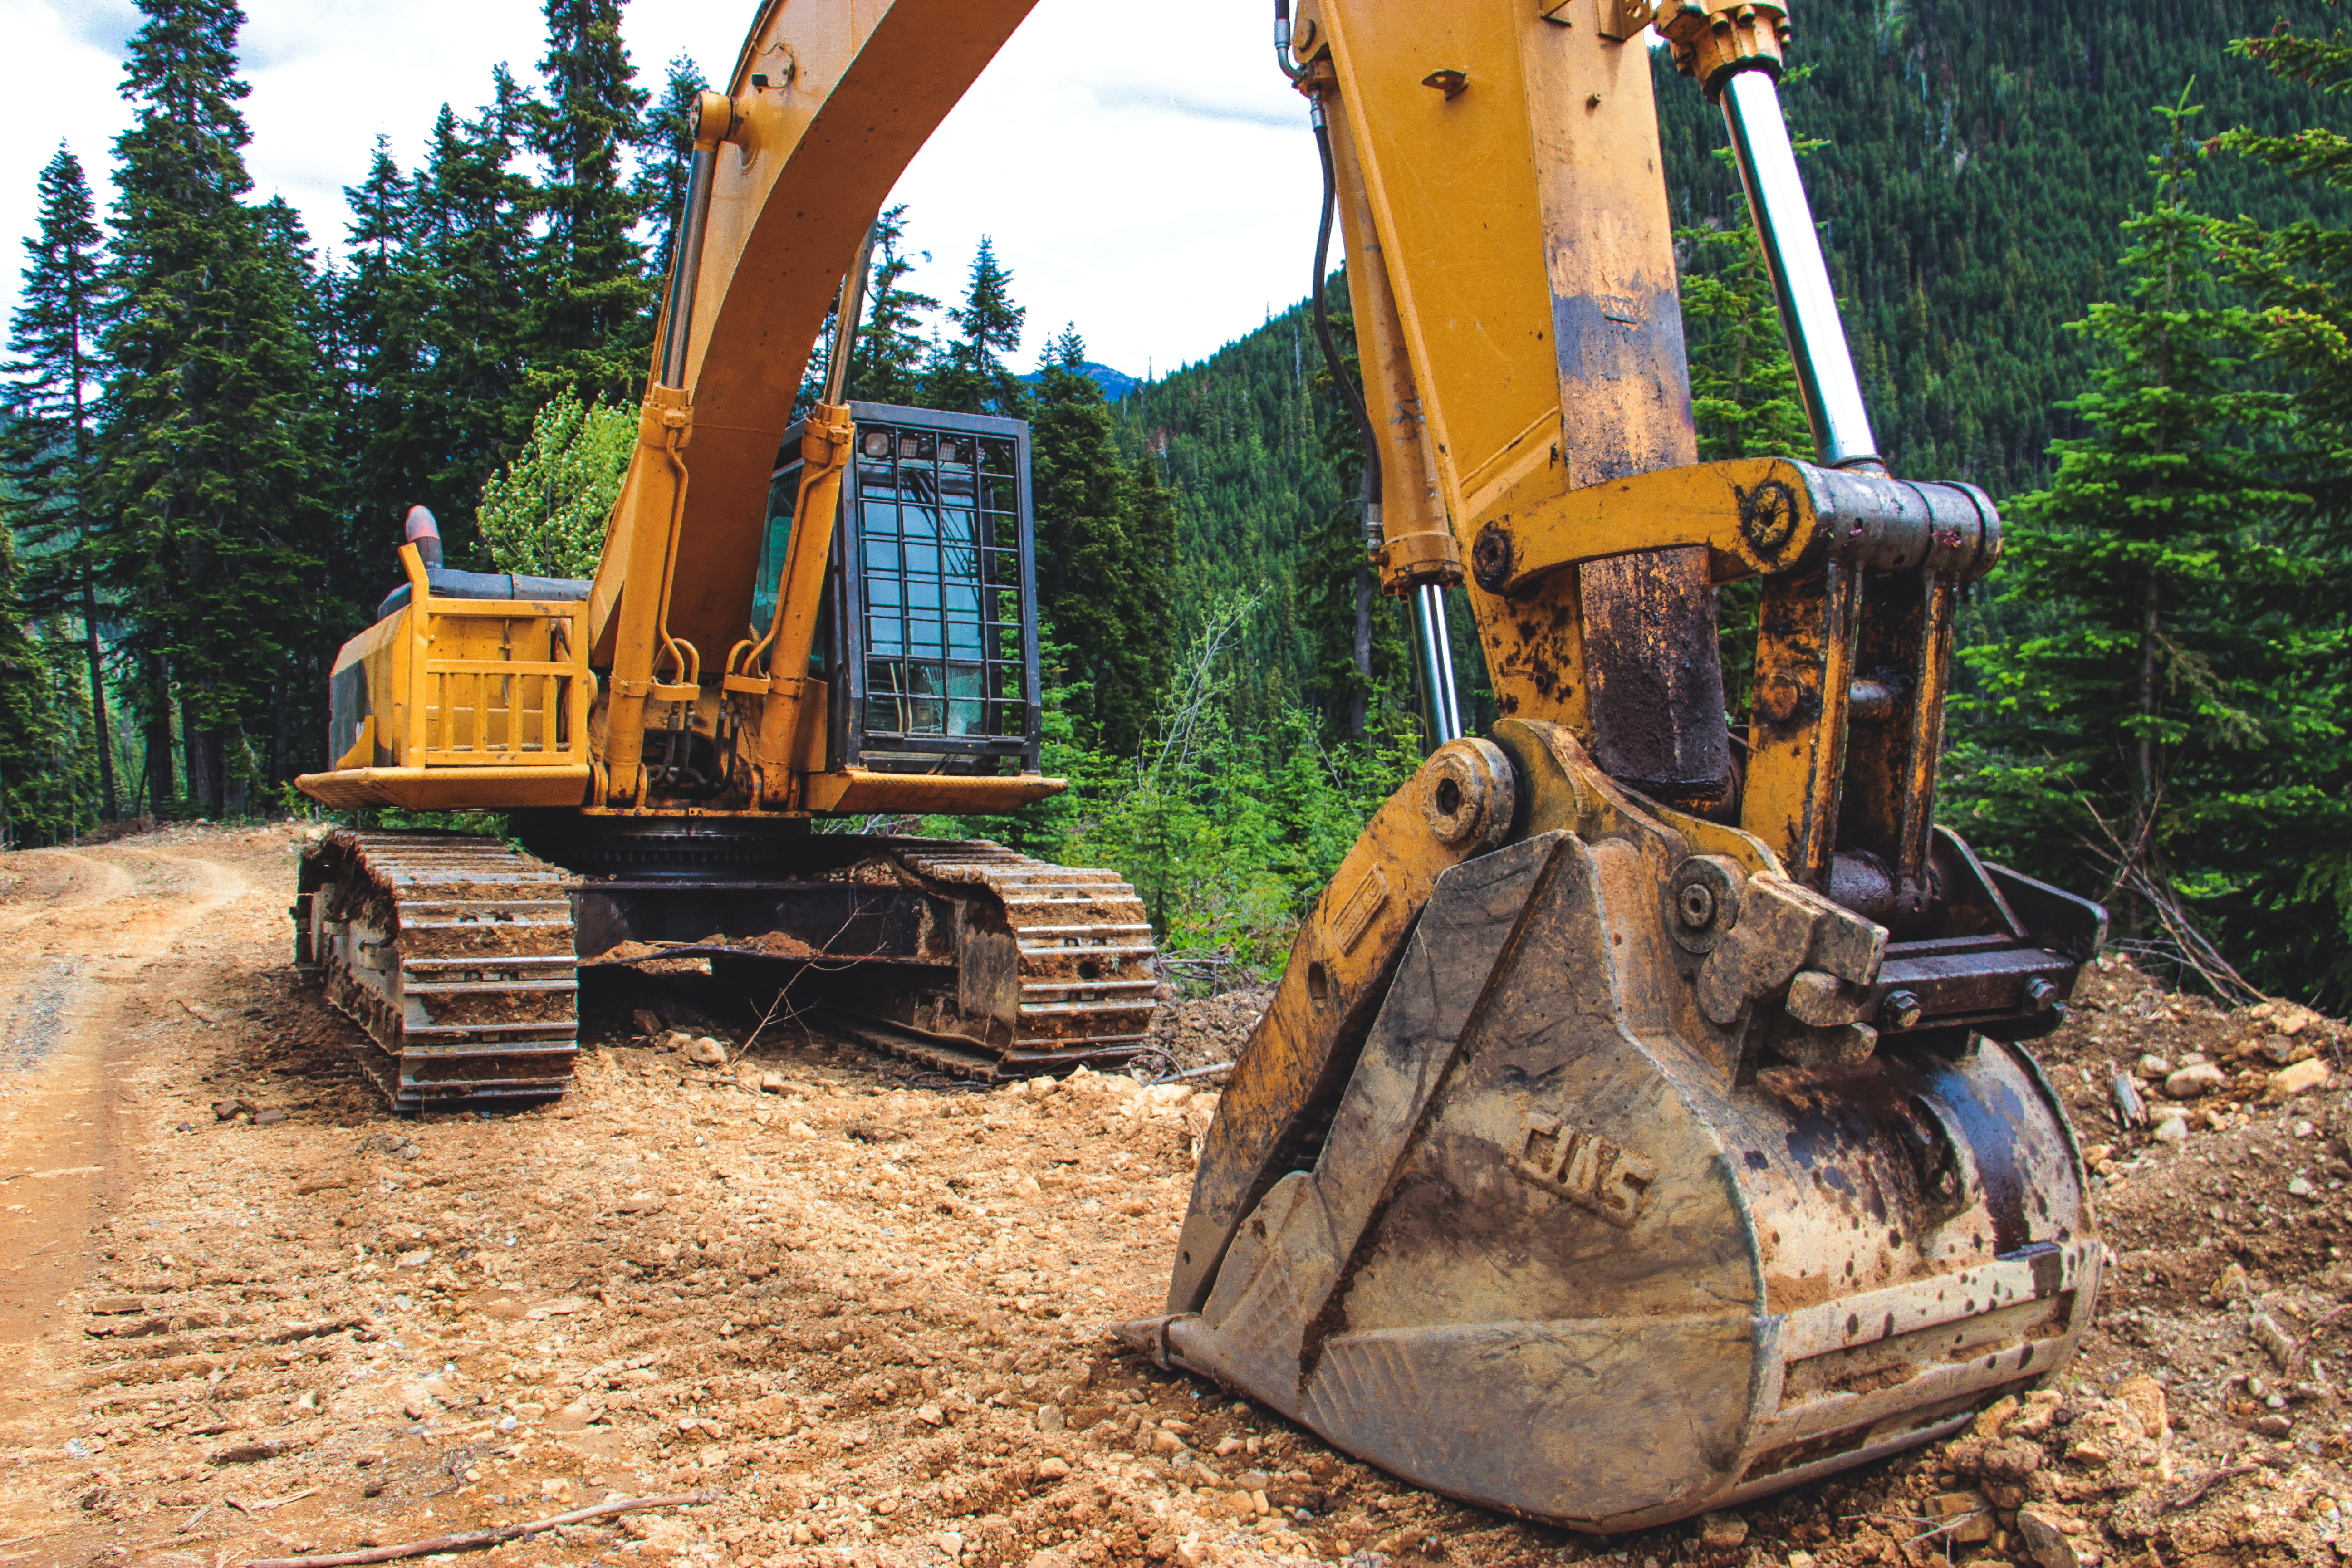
2113;1374;2167;1437
1973;1395;2020;1439
2253;1413;2294;1438
759;1072;788;1094
937;1532;964;1558
2066;1439;2111;1465
2294;1119;2317;1138
1788;1555;1818;1568
2271;1059;2331;1098
2211;1262;2252;1301
917;1403;944;1427
632;1009;665;1036
2080;1143;2113;1166
88;1296;145;1316
2253;1311;2298;1370
1697;1511;1749;1548
2290;1176;2318;1199
1035;1404;1065;1432
2016;1507;2080;1568
1931;1491;1994;1544
2164;1063;2225;1099
684;1037;728;1066
2151;1117;2189;1144
548;1397;594;1432
786;1122;817;1140
1214;1436;1245;1457
211;1097;251;1120
1150;1429;1186;1455
1036;1456;1070;1481
252;1108;287;1126
2136;1054;2172;1078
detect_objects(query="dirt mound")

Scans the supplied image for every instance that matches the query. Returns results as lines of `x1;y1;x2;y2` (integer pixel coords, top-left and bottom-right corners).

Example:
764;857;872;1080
1149;986;1270;1073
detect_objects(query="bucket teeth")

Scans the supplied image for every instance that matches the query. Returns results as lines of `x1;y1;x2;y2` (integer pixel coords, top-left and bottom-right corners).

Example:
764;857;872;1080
304;829;578;1112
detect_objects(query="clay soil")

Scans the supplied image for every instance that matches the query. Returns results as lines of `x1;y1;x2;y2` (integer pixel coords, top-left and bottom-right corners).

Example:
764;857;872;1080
3;824;2352;1568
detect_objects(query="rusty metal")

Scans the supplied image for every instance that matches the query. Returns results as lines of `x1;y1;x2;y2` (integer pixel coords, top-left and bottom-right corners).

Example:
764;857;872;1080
295;831;578;1112
558;832;1159;1080
1137;722;2102;1532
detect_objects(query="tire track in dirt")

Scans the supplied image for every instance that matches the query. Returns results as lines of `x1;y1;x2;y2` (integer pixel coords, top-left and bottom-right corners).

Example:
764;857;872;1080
0;848;257;1399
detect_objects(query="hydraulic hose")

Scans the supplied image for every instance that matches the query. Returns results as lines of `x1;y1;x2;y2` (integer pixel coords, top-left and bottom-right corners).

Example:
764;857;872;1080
1308;96;1382;538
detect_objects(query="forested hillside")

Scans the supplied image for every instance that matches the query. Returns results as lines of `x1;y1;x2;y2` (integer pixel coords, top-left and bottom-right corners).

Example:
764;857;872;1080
1660;0;2352;495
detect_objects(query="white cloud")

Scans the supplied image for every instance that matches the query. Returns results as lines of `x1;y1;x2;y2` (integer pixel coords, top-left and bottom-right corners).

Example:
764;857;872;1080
0;0;1319;380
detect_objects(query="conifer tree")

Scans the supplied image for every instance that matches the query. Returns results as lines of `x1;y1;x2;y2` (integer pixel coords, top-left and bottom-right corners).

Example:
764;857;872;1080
1030;326;1171;750
2215;8;2352;520
925;237;1029;418
1950;97;2331;986
96;0;332;811
410;83;536;554
848;205;938;406
3;145;115;818
0;529;91;843
1296;282;1409;745
330;138;432;610
524;0;655;414
644;56;710;289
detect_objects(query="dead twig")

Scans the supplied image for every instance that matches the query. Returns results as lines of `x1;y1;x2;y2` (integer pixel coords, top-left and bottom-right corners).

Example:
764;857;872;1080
238;1488;718;1568
177;1502;216;1534
2162;1463;2260;1513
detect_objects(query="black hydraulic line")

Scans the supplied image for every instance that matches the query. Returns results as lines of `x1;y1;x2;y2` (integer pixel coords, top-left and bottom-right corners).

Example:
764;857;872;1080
1308;100;1382;530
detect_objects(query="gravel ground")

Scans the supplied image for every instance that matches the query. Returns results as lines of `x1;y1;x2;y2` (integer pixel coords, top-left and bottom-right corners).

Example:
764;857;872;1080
0;826;2348;1568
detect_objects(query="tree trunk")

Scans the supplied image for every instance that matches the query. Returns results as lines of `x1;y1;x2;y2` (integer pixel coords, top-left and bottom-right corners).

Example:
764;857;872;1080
145;655;172;818
80;571;115;820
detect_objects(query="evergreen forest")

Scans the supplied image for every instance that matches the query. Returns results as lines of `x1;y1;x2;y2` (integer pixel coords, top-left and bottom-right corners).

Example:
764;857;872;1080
8;0;2352;1007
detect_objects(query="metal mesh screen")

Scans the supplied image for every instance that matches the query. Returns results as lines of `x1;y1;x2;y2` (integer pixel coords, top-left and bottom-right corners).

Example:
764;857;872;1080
850;421;1029;747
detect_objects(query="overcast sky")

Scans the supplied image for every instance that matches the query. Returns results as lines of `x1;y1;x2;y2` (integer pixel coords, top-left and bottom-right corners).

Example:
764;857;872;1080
0;0;1323;380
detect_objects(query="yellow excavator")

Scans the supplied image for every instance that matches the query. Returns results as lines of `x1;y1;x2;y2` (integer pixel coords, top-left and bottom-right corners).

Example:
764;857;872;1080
297;0;2107;1533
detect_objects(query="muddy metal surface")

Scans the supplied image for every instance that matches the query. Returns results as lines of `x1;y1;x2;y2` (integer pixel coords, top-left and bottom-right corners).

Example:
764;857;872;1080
0;825;2347;1568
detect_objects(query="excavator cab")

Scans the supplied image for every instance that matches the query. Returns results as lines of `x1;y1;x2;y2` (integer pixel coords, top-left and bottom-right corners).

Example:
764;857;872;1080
760;403;1043;780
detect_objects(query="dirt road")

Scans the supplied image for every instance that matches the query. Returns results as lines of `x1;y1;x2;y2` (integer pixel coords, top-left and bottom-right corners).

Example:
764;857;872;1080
0;823;2348;1568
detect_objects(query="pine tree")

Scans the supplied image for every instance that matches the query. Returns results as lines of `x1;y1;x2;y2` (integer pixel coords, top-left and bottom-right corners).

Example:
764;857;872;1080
328;138;433;620
925;236;1029;418
96;0;333;813
524;0;655;414
848;205;938;406
1030;326;1167;750
410;83;537;557
0;529;89;843
2;145;115;819
2215;10;2352;520
643;56;710;290
1948;96;2337;994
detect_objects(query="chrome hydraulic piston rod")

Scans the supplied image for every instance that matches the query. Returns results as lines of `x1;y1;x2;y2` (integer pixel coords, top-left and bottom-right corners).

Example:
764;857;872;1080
1413;584;1463;746
1717;69;1881;470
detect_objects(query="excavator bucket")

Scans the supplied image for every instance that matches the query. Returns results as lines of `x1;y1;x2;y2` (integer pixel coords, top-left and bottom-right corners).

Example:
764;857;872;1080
1124;725;2103;1532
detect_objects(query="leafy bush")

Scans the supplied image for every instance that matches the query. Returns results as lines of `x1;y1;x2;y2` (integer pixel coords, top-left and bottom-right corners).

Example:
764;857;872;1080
475;389;634;578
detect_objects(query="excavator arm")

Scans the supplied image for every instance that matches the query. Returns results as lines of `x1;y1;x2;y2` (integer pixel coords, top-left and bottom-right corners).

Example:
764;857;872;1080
1128;0;2109;1533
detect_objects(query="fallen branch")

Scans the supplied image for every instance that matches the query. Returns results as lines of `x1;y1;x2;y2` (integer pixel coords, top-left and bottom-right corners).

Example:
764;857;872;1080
2162;1463;2259;1512
239;1489;717;1568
